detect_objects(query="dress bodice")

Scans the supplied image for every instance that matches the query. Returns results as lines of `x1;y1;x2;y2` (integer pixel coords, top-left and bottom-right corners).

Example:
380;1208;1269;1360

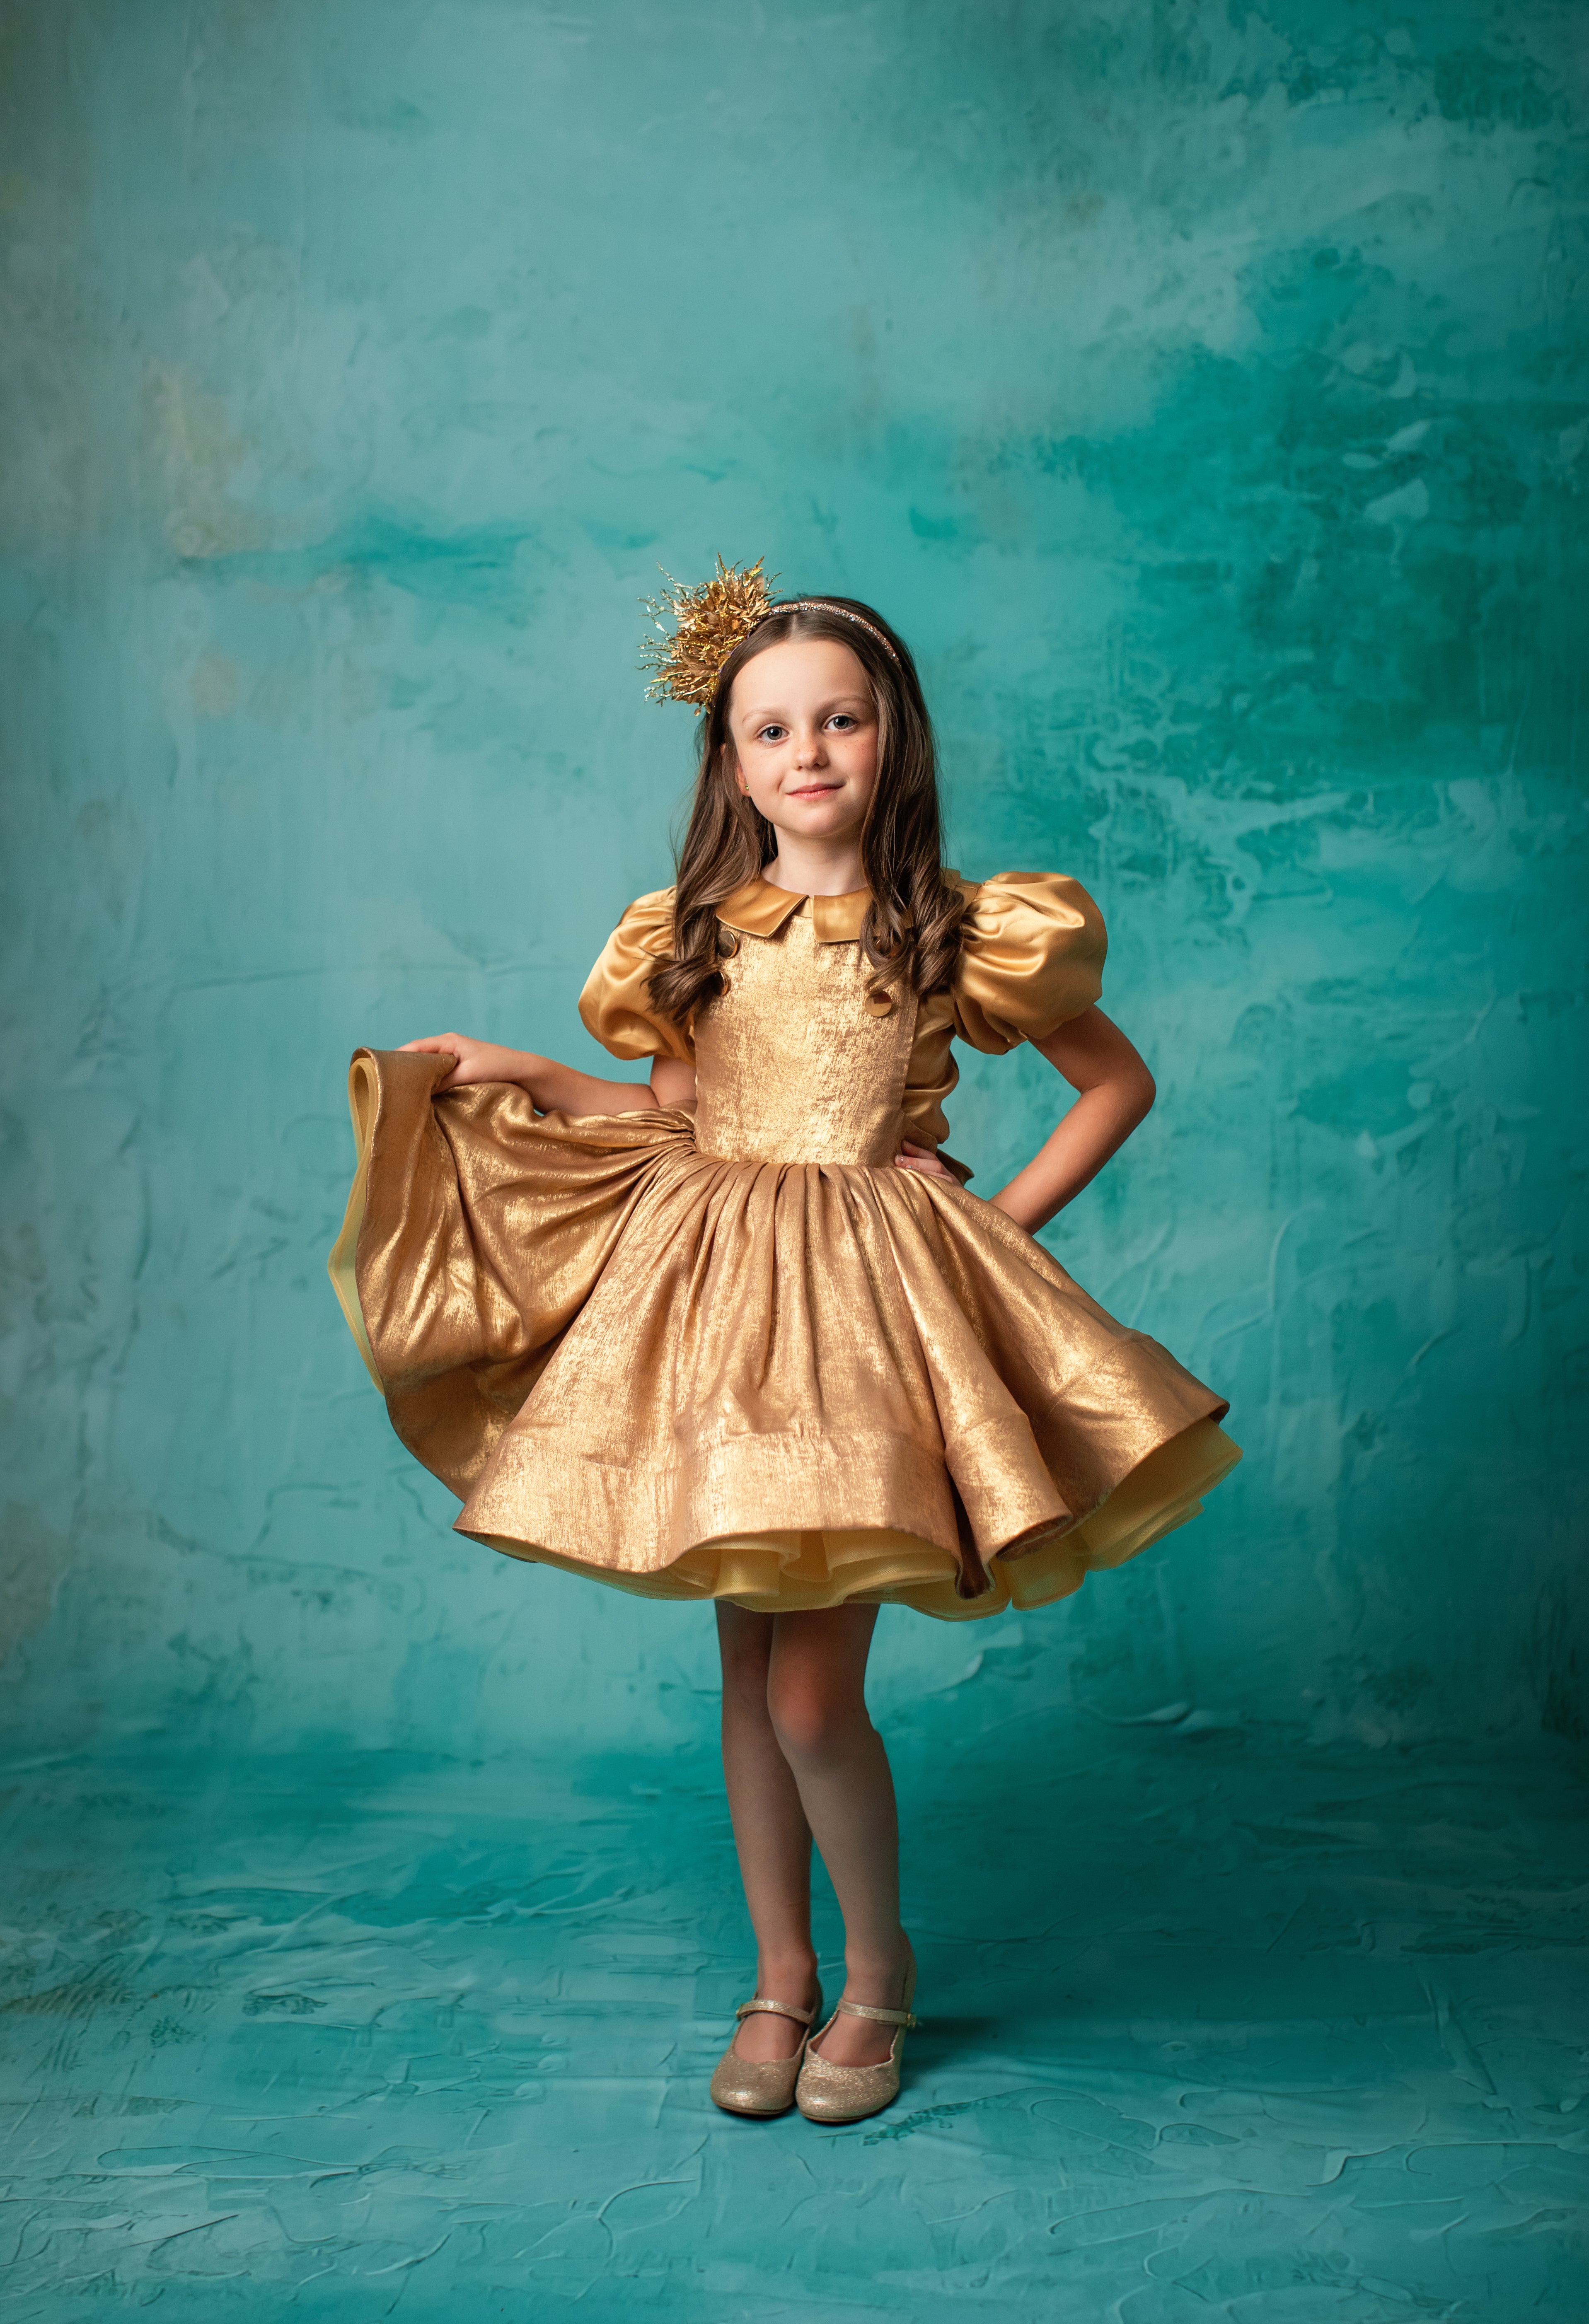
578;869;1108;1172
694;895;918;1166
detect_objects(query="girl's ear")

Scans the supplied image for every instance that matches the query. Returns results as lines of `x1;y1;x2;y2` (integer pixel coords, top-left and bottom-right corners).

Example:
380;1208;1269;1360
723;744;747;795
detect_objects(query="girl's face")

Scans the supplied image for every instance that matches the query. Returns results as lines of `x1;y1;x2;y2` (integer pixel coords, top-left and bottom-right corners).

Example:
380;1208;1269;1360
725;638;879;852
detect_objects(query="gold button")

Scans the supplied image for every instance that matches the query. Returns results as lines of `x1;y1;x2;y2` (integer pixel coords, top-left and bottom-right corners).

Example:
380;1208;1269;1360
864;990;895;1017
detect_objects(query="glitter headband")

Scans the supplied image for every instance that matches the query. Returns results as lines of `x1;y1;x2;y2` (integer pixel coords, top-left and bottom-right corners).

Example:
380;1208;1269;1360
771;600;901;667
639;558;900;707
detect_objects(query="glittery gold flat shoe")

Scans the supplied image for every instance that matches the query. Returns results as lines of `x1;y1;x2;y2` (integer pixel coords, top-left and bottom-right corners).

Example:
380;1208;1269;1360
709;1989;822;2118
795;1966;918;2125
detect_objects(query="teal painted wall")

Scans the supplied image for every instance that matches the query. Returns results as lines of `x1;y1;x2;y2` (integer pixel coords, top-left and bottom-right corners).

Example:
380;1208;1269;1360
2;0;1584;1757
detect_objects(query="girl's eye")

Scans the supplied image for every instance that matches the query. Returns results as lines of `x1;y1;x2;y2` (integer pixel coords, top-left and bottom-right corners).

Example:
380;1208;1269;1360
828;714;858;731
757;725;786;744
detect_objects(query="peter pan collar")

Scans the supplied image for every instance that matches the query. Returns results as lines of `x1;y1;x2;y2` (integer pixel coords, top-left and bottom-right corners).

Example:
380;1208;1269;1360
716;874;872;944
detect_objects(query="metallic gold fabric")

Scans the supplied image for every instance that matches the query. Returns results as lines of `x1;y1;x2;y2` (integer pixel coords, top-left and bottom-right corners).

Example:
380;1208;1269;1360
578;870;1108;1164
693;903;918;1167
331;872;1238;1623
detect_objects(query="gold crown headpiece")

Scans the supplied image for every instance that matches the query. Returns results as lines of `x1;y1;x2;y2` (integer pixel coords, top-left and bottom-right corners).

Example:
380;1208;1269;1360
639;556;899;708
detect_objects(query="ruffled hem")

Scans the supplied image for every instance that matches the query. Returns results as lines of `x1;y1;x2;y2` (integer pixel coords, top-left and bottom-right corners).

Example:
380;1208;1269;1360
469;1414;1237;1624
328;1052;382;1387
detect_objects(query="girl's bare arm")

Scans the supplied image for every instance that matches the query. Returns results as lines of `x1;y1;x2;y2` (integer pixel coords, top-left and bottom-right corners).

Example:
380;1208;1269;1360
894;1006;1155;1223
987;1007;1156;1233
397;1034;697;1116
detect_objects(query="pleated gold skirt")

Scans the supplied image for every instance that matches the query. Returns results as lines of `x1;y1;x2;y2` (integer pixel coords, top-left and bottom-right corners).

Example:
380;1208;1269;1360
330;1051;1239;1623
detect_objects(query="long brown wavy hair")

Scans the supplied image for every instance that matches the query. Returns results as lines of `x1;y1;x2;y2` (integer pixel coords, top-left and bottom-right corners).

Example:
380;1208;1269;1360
646;598;966;1027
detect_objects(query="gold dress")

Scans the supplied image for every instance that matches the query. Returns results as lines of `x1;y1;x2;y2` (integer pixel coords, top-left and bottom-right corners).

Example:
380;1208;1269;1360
329;870;1239;1622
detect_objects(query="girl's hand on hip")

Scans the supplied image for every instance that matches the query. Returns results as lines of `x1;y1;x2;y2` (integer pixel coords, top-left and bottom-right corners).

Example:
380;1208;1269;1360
397;1034;519;1092
893;1140;956;1181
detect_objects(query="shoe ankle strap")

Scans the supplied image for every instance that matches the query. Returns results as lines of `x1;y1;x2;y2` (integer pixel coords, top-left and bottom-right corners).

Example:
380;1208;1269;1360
834;1999;917;2027
736;1996;816;2026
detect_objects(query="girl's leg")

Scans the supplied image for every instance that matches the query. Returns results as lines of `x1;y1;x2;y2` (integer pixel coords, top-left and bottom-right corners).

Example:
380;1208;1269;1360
715;1602;821;2062
764;1605;914;2070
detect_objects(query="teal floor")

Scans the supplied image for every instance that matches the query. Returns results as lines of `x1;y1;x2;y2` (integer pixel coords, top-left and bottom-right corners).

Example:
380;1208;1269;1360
2;1706;1586;2321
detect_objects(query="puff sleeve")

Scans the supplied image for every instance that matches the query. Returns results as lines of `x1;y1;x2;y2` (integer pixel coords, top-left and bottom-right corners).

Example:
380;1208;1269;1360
952;872;1107;1054
576;889;694;1063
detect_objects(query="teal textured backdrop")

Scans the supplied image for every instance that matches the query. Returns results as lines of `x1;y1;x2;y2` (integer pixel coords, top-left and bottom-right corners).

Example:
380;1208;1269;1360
3;0;1585;1756
6;9;1589;2318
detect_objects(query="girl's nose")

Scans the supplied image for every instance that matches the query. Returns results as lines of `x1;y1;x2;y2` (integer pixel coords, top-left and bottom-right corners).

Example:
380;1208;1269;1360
792;731;827;768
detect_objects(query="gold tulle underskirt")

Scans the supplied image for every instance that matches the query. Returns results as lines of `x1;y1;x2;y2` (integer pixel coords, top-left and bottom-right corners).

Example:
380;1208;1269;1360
476;1416;1237;1623
331;1051;1239;1625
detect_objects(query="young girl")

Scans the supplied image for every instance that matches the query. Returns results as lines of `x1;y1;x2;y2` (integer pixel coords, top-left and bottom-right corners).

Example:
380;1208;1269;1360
329;563;1238;2125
